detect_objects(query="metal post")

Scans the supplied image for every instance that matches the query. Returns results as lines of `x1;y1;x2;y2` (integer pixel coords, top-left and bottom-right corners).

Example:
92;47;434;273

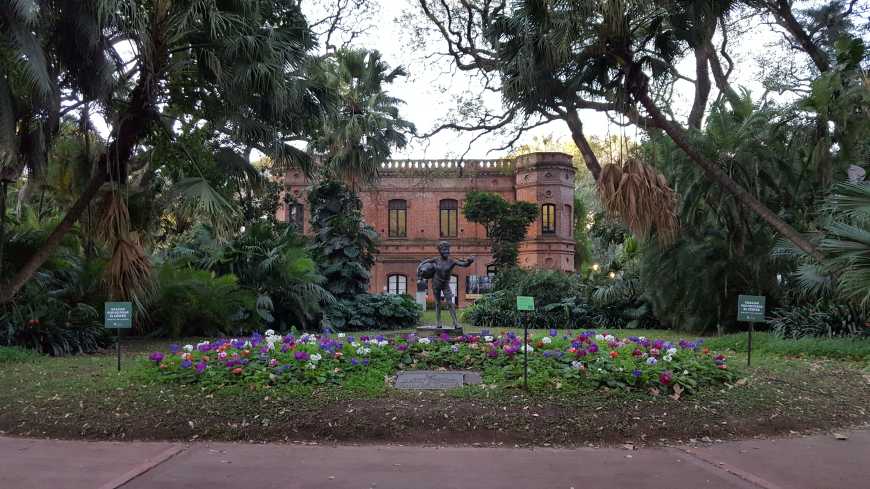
747;322;753;367
522;312;528;390
117;328;121;371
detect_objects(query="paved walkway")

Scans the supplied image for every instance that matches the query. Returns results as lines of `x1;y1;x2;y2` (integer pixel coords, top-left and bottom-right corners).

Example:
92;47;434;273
1;430;868;489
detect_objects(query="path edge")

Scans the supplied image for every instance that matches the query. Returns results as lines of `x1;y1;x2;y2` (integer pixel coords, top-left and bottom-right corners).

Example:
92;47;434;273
96;444;187;489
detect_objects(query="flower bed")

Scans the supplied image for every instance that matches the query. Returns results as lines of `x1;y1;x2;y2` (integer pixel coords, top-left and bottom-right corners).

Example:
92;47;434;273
145;330;735;394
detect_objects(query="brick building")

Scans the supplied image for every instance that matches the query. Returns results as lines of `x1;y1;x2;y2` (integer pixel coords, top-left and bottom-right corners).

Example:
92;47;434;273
279;152;576;307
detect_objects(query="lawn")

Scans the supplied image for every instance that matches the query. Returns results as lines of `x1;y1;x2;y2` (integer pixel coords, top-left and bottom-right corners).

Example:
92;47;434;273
0;329;867;447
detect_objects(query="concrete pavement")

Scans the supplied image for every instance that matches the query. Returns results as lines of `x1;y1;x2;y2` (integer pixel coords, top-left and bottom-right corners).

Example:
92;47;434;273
1;430;868;489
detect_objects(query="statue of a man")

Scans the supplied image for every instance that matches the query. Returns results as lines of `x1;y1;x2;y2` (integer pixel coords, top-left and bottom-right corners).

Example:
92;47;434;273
417;241;474;329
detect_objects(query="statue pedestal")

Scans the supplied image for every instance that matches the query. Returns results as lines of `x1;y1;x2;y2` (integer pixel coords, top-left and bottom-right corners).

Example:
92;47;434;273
416;325;463;337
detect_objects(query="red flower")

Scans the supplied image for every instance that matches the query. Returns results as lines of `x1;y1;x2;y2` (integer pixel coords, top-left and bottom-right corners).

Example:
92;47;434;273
232;367;243;375
659;371;672;385
717;364;727;370
609;351;619;359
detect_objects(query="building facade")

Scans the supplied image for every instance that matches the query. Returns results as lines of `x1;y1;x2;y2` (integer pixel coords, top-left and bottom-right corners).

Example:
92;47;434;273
279;152;576;307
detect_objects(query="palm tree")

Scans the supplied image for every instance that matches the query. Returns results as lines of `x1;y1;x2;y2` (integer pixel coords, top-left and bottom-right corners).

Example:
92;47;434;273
310;49;415;187
0;0;327;303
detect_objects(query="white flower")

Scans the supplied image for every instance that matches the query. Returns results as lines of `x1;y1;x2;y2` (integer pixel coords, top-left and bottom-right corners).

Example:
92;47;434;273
337;333;346;338
310;353;322;362
265;329;275;337
378;340;388;347
571;360;582;369
307;337;317;344
368;338;380;345
183;344;193;352
418;337;431;345
520;344;534;353
356;347;371;356
639;336;647;341
667;347;678;355
196;341;210;350
351;341;361;347
663;354;673;362
604;334;615;342
243;340;252;349
595;334;605;341
483;336;494;342
306;362;317;370
682;370;689;375
541;336;552;345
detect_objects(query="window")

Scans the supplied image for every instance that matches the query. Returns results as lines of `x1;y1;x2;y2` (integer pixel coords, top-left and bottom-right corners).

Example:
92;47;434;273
288;203;304;231
541;203;556;234
388;199;407;237
466;275;494;295
439;199;458;237
387;274;407;295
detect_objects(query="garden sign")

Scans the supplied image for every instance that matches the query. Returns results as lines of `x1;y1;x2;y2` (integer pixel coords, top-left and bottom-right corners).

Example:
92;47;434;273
516;296;535;389
737;295;765;367
105;301;132;371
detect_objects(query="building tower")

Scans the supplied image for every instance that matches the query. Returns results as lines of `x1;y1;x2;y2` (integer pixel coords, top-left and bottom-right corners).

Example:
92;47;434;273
514;152;576;272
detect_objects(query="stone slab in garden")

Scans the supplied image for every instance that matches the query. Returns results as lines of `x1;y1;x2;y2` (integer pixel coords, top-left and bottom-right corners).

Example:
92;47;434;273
394;370;481;390
416;325;463;337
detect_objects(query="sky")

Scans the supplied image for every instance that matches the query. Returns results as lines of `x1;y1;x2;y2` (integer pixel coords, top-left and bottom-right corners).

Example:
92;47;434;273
315;0;789;160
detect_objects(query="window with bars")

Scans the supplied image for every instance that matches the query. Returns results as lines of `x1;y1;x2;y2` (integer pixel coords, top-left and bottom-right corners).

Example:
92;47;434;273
541;203;556;234
387;274;407;295
439;199;458;237
288;203;304;231
388;199;407;237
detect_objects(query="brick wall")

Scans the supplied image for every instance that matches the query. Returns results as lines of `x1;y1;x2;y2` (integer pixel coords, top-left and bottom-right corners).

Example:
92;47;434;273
279;153;576;307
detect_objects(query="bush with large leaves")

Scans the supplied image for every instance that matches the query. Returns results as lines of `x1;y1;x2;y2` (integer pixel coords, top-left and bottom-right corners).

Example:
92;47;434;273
308;180;377;300
323;294;421;331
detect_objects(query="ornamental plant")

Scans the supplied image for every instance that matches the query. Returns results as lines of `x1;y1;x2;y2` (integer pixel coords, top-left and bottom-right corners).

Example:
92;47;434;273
144;329;735;394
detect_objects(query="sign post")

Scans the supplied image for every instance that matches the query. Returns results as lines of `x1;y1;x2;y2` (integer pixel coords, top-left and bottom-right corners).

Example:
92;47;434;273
104;302;133;371
516;296;535;390
737;295;765;367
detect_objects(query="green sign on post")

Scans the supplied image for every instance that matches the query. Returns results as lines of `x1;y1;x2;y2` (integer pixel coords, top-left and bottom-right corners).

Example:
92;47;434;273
105;302;132;372
737;295;765;322
516;296;535;311
737;295;765;367
104;302;133;328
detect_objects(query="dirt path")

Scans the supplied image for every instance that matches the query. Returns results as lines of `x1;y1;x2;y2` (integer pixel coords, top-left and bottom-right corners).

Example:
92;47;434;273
2;429;868;489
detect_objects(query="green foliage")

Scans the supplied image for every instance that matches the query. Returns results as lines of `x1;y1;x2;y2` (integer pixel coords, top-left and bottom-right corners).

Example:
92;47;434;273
146;264;257;338
323;294;421;331
768;302;867;339
308;180;377;300
462;191;538;269
0;346;40;363
702;332;870;362
0;294;109;356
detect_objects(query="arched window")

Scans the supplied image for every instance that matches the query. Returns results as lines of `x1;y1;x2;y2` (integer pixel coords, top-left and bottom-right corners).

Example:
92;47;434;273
541;203;556;234
288;203;304;231
388;199;407;237
387;274;407;295
439;199;458;237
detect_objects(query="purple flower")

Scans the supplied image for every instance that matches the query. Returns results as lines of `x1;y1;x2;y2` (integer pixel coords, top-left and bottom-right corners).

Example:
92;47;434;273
362;359;369;366
587;343;599;354
180;359;193;369
194;361;207;374
231;339;245;349
549;328;558;337
294;351;310;362
168;344;180;354
197;343;211;352
632;369;642;378
148;352;164;363
653;339;665;350
350;358;359;366
360;336;370;342
487;349;498;358
375;335;385;341
396;344;408;352
280;344;290;353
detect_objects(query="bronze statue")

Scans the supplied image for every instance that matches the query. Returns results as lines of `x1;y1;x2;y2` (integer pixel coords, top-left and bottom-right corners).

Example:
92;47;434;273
417;241;474;329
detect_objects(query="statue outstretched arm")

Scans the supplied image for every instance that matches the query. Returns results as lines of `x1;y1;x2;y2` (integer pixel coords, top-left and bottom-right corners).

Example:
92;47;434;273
456;256;475;267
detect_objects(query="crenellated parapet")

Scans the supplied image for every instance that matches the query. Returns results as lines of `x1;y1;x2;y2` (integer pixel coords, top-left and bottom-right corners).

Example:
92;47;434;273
379;158;515;176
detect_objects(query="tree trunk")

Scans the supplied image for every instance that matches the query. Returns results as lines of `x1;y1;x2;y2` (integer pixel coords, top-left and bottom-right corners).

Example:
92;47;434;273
688;44;711;130
0;164;106;303
707;44;741;107
633;87;824;262
771;0;831;73
565;109;602;180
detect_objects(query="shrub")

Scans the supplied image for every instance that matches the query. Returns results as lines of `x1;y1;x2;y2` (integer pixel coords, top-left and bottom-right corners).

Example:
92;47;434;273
0;295;110;356
145;264;258;337
768;302;867;339
323;294;421;331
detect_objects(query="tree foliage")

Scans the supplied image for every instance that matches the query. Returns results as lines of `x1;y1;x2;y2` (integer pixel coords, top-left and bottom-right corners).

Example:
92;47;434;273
462;191;537;269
